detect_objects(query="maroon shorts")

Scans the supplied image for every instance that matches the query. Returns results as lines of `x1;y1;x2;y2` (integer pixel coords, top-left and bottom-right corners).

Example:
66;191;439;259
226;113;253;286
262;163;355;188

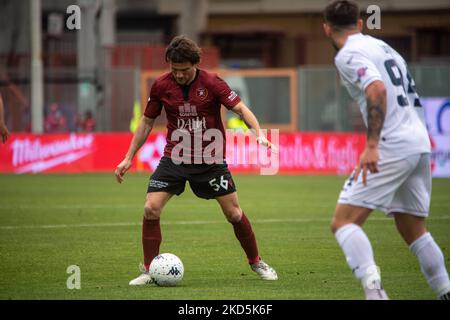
147;157;236;199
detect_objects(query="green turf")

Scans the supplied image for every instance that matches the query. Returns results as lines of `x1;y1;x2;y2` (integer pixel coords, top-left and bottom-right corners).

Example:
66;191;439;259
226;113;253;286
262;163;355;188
0;173;449;300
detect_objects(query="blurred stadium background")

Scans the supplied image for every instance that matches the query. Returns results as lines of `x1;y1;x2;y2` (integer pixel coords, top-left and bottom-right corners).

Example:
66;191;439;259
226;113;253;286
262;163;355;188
1;0;450;175
0;0;449;300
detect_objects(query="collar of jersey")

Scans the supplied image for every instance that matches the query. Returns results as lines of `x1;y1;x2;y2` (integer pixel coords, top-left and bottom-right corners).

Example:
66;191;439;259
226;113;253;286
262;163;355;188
345;32;364;43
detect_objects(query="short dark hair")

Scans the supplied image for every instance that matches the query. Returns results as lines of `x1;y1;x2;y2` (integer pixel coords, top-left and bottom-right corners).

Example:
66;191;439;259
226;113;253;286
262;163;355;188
324;0;360;29
165;35;201;65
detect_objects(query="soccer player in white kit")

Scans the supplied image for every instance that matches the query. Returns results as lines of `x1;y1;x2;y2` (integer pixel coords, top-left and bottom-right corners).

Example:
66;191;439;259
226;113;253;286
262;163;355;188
323;0;450;300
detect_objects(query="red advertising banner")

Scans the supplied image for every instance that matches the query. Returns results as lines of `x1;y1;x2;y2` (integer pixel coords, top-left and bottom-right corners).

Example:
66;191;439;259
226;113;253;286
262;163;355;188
0;133;134;174
264;132;366;174
0;132;367;175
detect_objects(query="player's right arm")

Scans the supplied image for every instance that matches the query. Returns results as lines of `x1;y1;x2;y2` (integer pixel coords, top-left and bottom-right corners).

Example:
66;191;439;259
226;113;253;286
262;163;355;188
116;79;163;183
355;80;386;185
335;50;386;185
115;116;155;183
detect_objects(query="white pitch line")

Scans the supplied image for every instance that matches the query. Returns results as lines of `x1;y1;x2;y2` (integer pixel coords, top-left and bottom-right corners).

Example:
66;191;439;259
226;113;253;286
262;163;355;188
1;216;449;230
0;204;142;210
1;203;449;210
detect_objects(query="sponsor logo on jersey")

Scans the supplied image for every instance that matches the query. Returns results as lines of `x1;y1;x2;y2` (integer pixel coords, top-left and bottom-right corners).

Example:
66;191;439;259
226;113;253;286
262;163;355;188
178;103;198;117
346;55;354;64
227;90;238;102
177;117;207;131
177;102;206;131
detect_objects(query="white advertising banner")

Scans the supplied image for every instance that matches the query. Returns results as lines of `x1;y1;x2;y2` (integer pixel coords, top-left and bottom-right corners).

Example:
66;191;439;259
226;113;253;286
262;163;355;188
423;97;450;177
422;97;450;135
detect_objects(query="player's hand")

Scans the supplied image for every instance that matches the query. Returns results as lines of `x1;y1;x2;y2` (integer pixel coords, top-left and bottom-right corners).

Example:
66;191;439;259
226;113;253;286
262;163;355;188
354;146;379;186
115;158;132;184
257;136;278;154
0;123;9;143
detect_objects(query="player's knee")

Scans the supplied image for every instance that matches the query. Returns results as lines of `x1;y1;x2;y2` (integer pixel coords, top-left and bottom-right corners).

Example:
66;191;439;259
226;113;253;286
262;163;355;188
330;217;343;234
144;202;162;219
224;207;242;223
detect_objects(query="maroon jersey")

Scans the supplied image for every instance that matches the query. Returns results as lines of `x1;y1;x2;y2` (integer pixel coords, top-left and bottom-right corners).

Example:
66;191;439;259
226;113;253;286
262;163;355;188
144;69;241;163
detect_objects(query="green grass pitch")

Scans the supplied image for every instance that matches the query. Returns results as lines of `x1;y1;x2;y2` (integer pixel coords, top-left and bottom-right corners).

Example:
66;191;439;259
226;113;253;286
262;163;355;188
0;173;449;300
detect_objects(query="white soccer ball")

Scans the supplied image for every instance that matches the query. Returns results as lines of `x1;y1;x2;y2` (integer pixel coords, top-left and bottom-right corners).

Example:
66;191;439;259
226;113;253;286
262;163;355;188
149;253;184;287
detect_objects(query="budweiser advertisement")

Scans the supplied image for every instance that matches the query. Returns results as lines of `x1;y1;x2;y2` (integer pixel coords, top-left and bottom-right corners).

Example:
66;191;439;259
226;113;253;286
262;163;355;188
0;132;448;177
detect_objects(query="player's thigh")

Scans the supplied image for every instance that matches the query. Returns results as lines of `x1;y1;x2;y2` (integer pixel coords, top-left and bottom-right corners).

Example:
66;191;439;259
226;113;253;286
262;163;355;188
387;154;431;218
331;203;372;233
337;157;417;214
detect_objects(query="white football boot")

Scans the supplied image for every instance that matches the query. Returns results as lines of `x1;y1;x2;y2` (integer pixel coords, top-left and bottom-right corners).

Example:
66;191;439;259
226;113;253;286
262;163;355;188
361;267;389;300
129;263;154;286
363;279;389;300
251;259;278;280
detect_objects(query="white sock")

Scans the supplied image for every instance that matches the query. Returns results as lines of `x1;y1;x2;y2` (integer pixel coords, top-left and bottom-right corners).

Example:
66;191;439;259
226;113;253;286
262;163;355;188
335;224;378;282
410;232;450;297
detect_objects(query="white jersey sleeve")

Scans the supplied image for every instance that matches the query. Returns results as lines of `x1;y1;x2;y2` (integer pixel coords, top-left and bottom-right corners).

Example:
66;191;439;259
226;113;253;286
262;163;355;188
335;50;382;93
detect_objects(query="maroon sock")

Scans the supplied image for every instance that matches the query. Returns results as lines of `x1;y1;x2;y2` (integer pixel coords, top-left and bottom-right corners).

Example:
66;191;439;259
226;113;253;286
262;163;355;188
142;217;162;271
232;212;260;264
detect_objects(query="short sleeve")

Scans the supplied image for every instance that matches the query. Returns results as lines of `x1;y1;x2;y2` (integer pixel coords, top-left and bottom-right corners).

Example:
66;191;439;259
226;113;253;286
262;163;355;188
335;51;383;91
213;76;241;110
144;81;163;119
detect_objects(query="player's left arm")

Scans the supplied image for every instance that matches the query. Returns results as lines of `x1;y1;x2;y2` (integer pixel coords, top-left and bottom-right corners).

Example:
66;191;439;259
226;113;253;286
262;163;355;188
355;80;387;185
231;101;277;152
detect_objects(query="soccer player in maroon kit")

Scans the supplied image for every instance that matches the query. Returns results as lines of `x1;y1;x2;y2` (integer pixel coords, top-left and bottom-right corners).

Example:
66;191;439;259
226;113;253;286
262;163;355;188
115;35;278;285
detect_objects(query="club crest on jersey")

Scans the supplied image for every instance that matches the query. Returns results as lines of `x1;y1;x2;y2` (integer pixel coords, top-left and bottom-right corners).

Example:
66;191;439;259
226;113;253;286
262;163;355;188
196;87;208;100
179;103;198;117
356;67;368;81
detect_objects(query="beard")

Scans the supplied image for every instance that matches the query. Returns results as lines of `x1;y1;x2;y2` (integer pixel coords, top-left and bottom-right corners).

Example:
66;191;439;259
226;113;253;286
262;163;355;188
331;40;340;52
